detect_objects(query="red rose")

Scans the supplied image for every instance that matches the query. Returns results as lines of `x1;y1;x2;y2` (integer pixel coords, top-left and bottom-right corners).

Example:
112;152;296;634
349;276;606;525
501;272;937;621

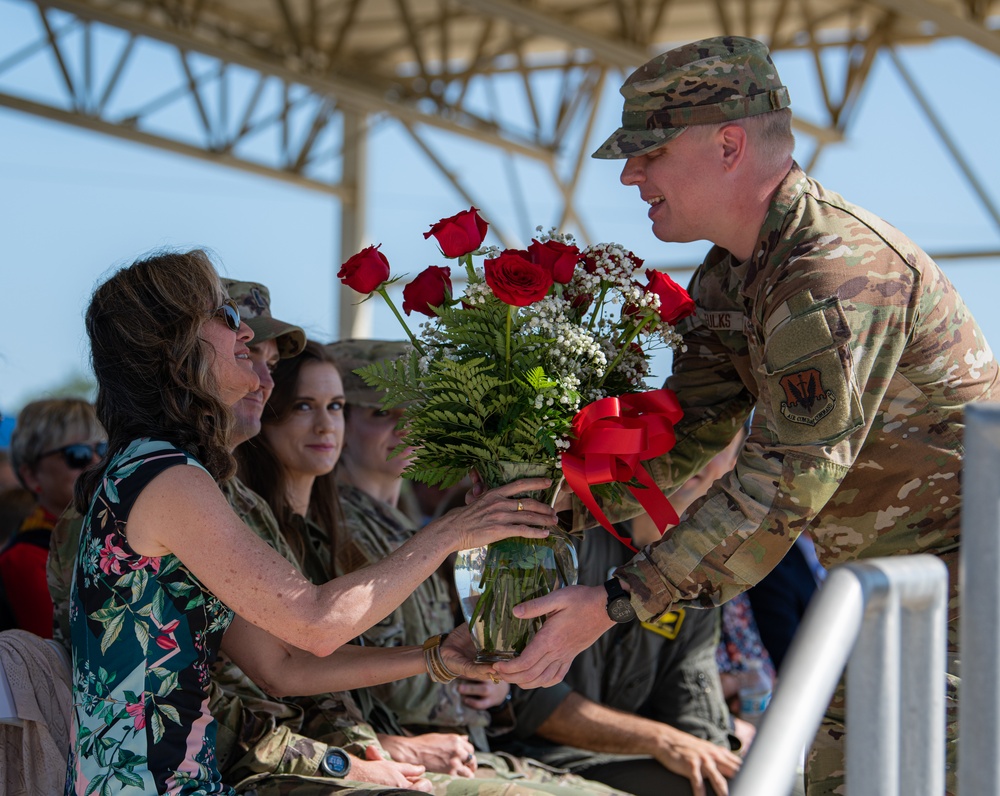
403;265;452;317
424;207;489;258
484;250;554;307
338;245;390;294
569;291;593;312
643;269;695;324
528;239;580;284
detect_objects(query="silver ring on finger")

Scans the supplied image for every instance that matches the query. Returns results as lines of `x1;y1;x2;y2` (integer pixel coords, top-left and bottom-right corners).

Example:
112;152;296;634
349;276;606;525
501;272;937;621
465;752;474;764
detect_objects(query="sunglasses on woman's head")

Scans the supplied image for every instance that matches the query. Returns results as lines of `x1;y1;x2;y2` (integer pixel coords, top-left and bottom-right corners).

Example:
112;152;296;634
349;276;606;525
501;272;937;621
41;442;109;470
213;298;241;332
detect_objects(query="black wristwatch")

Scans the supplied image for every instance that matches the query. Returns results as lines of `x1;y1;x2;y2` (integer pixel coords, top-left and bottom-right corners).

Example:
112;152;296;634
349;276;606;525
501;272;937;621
320;747;352;778
604;578;637;623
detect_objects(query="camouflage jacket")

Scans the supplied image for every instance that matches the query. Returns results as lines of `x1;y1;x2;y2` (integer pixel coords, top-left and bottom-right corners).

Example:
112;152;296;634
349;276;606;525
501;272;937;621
209;477;380;769
288;511;334;585
47;508;82;653
335;482;492;748
609;164;998;621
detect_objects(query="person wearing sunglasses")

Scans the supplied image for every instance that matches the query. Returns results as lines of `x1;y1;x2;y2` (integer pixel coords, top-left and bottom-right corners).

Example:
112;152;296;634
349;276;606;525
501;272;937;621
65;248;558;795
0;398;105;637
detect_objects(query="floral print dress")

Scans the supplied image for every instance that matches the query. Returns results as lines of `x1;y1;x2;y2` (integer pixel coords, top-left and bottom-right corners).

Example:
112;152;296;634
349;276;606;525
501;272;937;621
66;439;235;795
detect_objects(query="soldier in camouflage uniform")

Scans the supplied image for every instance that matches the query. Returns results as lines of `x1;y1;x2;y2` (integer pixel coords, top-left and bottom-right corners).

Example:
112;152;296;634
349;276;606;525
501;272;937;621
491;37;997;796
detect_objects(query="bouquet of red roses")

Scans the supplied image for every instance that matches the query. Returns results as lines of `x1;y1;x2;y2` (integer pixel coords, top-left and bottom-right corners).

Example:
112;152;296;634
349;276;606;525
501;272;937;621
338;207;694;659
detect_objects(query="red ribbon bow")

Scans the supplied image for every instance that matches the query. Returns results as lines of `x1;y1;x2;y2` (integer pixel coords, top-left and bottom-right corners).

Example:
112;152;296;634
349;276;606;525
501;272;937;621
560;388;683;551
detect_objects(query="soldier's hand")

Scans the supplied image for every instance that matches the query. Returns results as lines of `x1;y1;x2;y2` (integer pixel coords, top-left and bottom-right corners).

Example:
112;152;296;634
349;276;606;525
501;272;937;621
653;726;743;796
458;677;510;710
494;584;612;687
380;733;477;778
349;745;433;792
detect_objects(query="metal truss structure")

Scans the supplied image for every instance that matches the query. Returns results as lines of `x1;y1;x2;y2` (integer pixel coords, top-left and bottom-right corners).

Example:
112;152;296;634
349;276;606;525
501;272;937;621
2;0;998;335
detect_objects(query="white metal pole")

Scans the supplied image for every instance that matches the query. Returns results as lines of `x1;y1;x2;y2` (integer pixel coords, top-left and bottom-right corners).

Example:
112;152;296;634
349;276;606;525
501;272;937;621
338;107;372;340
732;566;865;796
848;567;900;796
899;573;947;796
732;557;948;796
959;403;1000;795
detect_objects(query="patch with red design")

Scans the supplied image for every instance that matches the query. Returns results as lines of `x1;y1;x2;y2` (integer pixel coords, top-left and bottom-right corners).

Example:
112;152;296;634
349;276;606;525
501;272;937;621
778;368;837;426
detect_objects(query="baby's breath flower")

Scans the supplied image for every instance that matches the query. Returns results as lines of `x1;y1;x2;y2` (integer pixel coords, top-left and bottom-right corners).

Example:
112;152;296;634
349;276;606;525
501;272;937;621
357;221;688;489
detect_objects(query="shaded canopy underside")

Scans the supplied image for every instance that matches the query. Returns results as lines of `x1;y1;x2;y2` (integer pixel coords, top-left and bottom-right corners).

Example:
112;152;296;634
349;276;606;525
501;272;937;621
2;0;998;333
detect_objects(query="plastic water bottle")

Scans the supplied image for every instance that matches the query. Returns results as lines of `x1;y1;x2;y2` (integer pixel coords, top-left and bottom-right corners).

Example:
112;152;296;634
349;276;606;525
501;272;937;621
738;659;773;727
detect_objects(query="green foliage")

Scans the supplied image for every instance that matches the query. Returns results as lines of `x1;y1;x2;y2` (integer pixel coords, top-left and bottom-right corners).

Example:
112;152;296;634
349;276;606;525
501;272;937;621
353;234;688;496
360;299;568;488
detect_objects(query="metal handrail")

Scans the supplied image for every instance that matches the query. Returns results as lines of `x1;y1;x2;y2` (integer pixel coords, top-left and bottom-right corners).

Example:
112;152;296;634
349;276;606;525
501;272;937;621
959;404;1000;796
731;555;948;796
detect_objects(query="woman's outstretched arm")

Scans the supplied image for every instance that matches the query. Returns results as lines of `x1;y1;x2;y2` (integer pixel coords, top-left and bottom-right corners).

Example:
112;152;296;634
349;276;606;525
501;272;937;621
126;464;556;656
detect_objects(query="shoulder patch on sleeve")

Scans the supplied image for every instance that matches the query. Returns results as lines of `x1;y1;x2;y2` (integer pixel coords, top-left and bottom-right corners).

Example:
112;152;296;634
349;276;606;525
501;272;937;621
778;369;838;426
762;297;863;444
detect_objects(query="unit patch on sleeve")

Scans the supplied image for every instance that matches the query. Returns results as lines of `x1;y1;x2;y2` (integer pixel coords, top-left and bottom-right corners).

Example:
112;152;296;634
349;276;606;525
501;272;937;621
778;368;837;426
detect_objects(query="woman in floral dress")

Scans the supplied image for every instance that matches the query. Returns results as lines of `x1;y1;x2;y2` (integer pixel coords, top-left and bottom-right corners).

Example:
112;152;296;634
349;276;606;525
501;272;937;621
66;249;559;795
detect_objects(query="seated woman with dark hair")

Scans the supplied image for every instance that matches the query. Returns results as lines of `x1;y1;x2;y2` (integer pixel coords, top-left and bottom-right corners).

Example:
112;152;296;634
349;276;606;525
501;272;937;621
67;249;558;795
234;339;343;587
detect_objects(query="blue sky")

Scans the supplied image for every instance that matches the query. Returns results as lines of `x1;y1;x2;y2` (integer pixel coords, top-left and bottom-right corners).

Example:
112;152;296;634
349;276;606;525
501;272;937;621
1;21;998;415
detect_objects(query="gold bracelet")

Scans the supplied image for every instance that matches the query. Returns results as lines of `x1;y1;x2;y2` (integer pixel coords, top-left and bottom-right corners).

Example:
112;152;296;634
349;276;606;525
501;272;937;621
426;642;452;683
423;633;458;683
430;639;457;683
423;634;448;683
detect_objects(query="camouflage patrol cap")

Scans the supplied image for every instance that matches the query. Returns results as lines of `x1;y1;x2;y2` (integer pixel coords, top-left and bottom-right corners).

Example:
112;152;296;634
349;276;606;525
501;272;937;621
593;36;791;159
325;339;413;407
221;278;306;359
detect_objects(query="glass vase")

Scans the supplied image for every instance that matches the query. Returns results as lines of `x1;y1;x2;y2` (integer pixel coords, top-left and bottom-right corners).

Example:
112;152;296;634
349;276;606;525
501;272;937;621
453;461;578;663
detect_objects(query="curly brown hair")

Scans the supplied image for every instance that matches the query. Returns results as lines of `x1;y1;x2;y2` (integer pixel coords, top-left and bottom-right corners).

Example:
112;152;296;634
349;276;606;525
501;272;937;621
74;249;236;513
235;340;343;568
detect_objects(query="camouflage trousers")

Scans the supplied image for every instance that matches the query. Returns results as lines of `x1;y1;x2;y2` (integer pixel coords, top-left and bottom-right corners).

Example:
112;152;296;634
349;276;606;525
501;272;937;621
805;598;960;796
215;677;624;796
234;773;417;796
459;752;628;796
230;750;627;796
231;752;626;796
